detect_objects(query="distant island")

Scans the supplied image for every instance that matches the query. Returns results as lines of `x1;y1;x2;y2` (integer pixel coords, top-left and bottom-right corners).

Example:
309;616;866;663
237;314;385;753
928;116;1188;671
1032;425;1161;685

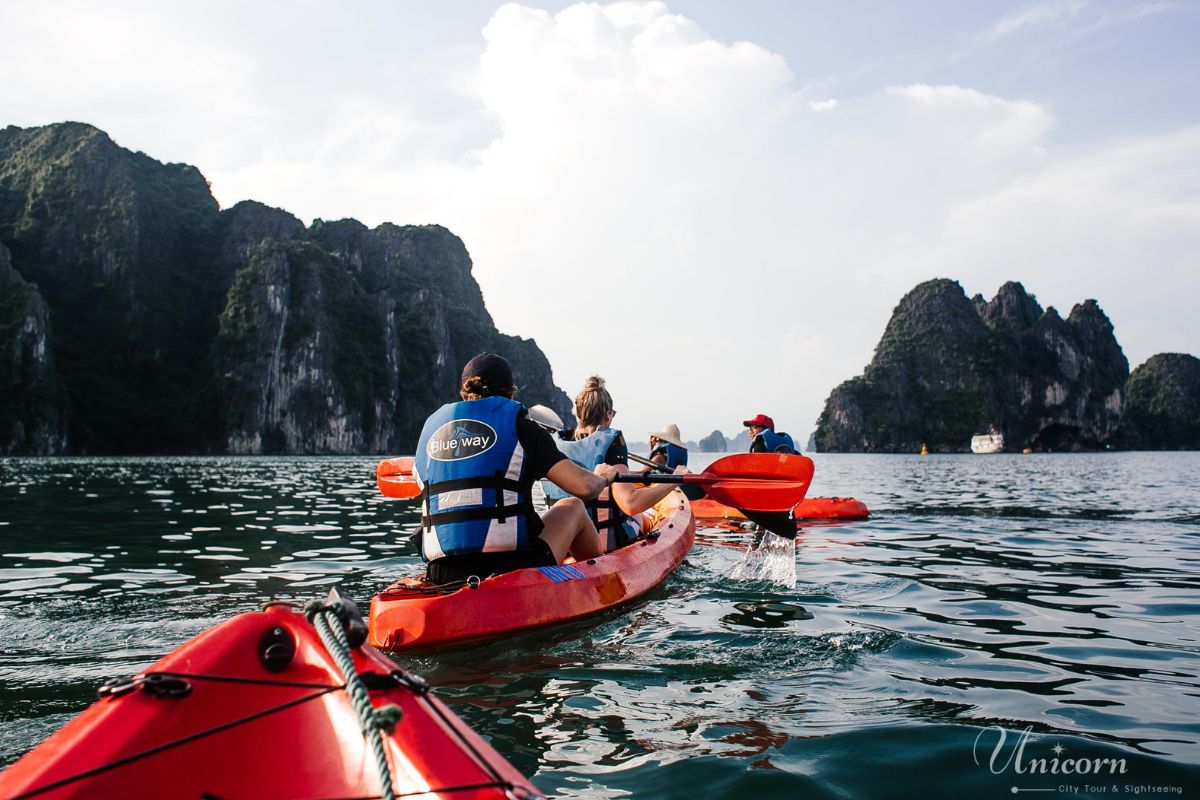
813;279;1199;452
0;122;572;455
627;428;752;455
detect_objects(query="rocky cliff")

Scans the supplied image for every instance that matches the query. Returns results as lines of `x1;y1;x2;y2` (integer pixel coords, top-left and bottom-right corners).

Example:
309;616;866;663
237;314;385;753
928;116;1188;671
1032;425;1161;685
0;243;66;454
698;430;727;452
814;279;1129;452
1120;353;1200;450
0;122;571;454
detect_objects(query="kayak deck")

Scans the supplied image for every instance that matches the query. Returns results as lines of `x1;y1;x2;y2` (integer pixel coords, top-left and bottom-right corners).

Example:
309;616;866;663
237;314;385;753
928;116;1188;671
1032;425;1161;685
369;490;696;651
0;603;540;800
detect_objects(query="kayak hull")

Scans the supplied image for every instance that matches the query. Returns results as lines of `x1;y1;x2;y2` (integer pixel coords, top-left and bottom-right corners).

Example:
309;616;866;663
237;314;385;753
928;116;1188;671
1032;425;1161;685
0;604;540;800
369;491;696;651
691;495;869;521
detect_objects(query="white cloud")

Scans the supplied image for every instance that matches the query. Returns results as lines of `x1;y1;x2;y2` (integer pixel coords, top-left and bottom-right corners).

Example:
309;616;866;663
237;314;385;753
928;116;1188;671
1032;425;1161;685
877;125;1200;364
968;1;1086;50
956;0;1181;60
1;1;1196;444
434;4;1196;441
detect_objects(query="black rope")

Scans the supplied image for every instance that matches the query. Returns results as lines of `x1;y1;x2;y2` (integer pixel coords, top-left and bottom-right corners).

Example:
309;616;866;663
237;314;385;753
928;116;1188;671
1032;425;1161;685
10;687;340;800
149;670;341;689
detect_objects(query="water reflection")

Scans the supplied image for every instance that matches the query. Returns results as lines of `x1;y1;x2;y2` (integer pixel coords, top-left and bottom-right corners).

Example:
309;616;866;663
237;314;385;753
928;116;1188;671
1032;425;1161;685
0;453;1198;796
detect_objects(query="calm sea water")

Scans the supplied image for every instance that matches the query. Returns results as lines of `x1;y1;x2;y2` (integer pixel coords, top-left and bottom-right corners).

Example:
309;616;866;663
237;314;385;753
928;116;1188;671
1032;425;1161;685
0;453;1197;798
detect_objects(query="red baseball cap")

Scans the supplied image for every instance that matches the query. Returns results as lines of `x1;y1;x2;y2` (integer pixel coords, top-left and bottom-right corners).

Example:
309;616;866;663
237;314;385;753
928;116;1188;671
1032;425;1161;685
742;414;774;430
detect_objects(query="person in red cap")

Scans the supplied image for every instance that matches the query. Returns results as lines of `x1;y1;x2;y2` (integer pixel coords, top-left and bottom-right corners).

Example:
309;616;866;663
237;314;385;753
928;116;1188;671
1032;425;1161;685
742;413;799;454
413;352;620;584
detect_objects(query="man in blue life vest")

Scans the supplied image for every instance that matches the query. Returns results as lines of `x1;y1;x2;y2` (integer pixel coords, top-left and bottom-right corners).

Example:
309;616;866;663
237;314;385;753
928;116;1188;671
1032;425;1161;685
742;413;799;454
414;353;620;585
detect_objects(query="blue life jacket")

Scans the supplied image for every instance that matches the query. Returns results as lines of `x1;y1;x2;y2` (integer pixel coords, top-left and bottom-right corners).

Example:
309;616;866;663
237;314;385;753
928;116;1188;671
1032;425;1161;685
413;396;534;562
650;442;688;469
543;428;642;550
650;441;704;501
754;430;798;454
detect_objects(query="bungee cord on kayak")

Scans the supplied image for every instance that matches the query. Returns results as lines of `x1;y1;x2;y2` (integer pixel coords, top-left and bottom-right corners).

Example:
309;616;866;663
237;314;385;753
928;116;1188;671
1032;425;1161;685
305;590;403;800
1;599;544;799
7;685;342;800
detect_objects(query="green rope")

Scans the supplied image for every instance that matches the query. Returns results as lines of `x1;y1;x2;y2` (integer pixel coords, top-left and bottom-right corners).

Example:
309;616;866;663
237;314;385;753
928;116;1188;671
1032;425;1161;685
305;598;401;800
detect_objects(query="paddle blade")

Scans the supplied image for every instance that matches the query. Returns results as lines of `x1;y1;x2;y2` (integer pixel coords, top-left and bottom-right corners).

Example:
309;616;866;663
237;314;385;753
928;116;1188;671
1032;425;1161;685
741;510;798;539
699;453;815;513
376;457;421;499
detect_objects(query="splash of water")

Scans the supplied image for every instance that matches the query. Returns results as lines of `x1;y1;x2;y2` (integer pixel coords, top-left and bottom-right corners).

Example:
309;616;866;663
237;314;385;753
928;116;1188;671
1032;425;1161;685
730;530;796;586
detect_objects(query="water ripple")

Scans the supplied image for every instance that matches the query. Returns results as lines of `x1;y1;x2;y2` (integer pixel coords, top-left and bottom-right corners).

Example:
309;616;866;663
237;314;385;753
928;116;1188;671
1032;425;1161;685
0;453;1197;797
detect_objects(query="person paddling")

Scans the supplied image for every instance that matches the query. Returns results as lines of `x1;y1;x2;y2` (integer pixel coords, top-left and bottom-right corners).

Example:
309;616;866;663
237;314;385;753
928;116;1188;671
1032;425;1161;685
648;424;687;469
649;423;706;501
544;376;686;552
414;353;620;585
742;413;799;454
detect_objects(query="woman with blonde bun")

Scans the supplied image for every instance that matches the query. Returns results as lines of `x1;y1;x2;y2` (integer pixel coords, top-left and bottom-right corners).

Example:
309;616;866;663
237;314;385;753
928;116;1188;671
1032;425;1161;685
543;376;687;551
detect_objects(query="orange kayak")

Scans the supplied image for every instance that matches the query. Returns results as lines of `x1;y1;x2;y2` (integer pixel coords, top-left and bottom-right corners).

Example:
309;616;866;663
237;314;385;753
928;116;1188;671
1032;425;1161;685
0;603;540;800
369;491;696;651
691;495;869;521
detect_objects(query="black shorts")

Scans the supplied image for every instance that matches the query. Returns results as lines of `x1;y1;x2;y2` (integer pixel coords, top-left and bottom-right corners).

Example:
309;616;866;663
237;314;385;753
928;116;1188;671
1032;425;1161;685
426;538;557;585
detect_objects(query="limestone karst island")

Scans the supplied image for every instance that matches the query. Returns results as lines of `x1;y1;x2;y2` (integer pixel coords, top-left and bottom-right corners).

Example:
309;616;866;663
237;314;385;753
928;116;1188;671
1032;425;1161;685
3;123;1196;456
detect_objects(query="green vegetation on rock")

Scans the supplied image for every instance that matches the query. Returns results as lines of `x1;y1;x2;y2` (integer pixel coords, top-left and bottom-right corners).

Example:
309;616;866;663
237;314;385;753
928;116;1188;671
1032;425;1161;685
814;279;1131;452
0;123;571;454
1121;353;1200;449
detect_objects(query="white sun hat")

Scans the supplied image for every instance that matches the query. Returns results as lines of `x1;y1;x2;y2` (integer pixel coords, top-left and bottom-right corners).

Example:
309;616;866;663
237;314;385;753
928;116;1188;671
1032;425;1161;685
648;423;685;448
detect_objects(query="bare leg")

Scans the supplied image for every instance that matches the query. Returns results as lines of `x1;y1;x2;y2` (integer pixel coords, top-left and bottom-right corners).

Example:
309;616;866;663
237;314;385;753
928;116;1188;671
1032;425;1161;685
539;497;602;562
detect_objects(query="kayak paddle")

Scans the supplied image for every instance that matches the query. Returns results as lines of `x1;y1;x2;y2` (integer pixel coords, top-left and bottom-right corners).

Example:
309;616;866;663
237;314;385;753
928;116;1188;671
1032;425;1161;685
620;452;809;537
626;451;796;538
527;405;566;432
377;457;419;499
376;453;813;537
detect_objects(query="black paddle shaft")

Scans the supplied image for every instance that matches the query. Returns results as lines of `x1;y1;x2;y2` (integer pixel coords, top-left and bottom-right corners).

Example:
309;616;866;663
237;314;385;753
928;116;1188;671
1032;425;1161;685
613;472;691;484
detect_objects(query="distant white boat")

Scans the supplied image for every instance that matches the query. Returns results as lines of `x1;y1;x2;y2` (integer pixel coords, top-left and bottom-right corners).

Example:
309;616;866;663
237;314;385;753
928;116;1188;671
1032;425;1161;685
970;430;1004;454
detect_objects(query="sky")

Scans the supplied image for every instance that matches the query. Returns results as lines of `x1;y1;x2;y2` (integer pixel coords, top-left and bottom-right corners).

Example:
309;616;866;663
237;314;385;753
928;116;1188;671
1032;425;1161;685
2;0;1198;445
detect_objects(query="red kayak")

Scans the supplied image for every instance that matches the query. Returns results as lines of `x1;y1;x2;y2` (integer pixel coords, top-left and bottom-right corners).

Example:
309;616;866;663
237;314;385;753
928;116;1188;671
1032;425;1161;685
370;492;696;651
0;602;541;800
691;495;869;521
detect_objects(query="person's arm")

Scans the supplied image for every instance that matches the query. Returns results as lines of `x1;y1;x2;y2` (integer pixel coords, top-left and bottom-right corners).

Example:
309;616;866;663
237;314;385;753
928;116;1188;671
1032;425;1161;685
611;464;688;515
545;459;616;500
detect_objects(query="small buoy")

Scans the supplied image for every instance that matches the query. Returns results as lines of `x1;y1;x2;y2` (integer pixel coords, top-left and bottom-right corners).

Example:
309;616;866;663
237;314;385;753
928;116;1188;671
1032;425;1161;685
1022;447;1033;454
920;443;928;456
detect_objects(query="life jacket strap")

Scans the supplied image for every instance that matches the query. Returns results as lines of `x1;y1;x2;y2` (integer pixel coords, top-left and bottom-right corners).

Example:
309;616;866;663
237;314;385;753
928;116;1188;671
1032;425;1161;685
584;495;623;531
423;502;536;528
421;470;531;529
